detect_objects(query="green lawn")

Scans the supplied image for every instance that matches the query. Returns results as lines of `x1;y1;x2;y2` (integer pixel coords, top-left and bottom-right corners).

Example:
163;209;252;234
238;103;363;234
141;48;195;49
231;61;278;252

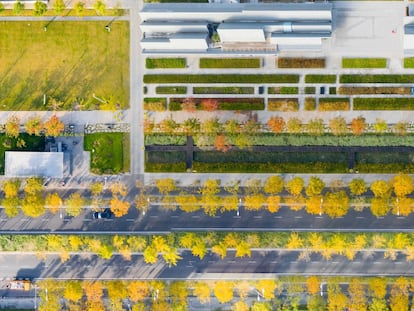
342;58;387;68
0;134;45;174
84;133;130;174
0;21;129;111
146;58;186;69
199;58;261;68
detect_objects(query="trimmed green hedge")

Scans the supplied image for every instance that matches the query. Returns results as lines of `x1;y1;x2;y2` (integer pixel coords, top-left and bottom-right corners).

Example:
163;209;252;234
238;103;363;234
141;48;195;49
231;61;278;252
144;134;187;145
192;162;347;173
340;75;414;83
145;162;187;172
156;86;187;94
193;87;254;94
342;58;387;68
339;87;410;95
144;74;299;84
146;151;186;163
278;58;325;68
305;87;316;94
199;58;261;68
356;163;414;173
146;58;186;69
354;97;414;110
169;98;265;111
268;87;298;94
305;75;336;83
404;58;414;68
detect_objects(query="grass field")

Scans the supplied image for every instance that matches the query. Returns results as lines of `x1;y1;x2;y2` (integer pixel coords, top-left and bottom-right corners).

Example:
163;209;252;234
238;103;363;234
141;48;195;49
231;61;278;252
0;21;129;111
84;132;130;174
342;58;387;68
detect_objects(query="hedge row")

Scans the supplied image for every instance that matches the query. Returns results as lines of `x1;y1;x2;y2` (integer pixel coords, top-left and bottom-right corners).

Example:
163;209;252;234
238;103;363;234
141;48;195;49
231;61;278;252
143;97;167;111
169;98;265;111
268;98;299;111
339;87;410;95
353;97;414;110
356;163;414;173
403;57;414;68
318;98;350;111
304;97;316;111
145;58;186;69
199;58;261;68
305;75;336;83
144;134;187;145
340;75;414;83
143;74;299;84
268;86;298;95
144;162;187;172
192;162;347;173
342;58;387;68
155;86;187;94
278;58;325;68
193;87;254;94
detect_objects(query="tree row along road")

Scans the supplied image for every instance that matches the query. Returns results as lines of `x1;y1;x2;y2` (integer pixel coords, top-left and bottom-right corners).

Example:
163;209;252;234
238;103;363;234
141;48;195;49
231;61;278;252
1;206;414;233
2;250;414;280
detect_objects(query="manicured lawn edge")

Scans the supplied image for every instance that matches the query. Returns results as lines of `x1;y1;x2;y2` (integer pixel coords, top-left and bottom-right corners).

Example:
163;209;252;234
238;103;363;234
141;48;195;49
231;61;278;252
193;87;254;94
342;58;387;68
199;58;261;68
340;75;414;83
155;86;187;94
143;74;299;84
146;58;186;69
305;75;336;83
278;58;325;68
354;97;414;110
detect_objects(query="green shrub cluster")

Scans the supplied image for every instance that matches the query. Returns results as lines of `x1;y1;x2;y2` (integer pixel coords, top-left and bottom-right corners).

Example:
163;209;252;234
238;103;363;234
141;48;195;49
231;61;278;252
155;86;187;94
404;57;414;68
354;97;414;110
145;58;186;69
192;161;347;173
193;86;254;94
268;98;298;111
305;87;315;94
143;97;167;111
318;98;350;111
329;87;336;95
144;74;299;84
277;58;325;68
144;134;187;145
342;58;387;68
340;74;414;83
268;86;298;94
305;75;336;83
199;58;261;68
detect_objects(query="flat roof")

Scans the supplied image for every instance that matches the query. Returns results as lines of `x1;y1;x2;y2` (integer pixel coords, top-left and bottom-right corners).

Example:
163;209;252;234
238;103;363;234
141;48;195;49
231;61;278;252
5;152;64;178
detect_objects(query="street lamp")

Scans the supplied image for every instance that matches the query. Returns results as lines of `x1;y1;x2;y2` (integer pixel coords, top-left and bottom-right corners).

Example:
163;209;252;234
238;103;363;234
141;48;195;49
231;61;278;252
319;197;323;216
396;197;400;216
237;198;241;216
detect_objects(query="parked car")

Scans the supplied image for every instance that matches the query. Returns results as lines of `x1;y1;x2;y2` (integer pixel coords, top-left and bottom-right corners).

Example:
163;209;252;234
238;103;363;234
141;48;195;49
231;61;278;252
320;86;325;95
92;208;112;219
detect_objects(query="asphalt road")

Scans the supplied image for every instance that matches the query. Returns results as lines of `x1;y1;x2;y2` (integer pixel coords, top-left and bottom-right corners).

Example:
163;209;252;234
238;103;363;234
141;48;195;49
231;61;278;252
0;206;414;234
0;250;413;281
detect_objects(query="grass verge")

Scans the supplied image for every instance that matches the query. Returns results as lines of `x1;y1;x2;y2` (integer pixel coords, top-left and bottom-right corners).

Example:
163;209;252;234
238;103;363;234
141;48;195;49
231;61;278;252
342;58;387;68
146;58;186;69
144;74;299;84
353;98;414;110
199;58;261;68
305;75;336;83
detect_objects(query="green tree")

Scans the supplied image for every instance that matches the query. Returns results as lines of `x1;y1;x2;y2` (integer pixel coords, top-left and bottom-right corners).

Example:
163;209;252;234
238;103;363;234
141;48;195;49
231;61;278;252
53;0;65;14
286;177;304;196
25;115;43;136
5;116;20;138
214;281;234;304
264;176;284;195
0;3;4;13
307;295;326;311
74;1;85;15
349;178;367;196
65;192;85;216
329;116;348;136
306;177;325;196
93;0;106;15
34;0;47;16
13;1;24;14
368;299;388;311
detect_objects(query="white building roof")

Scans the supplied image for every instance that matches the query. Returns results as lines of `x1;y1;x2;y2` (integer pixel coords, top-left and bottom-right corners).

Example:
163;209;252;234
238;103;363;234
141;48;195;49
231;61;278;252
141;32;208;51
5;151;64;178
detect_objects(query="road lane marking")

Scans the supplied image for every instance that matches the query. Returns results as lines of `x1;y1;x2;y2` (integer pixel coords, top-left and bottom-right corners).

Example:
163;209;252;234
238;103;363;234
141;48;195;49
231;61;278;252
254;216;262;219
42;219;49;221
248;261;256;264
191;215;200;218
20;219;29;221
126;219;134;222
295;216;303;219
83;219;92;222
171;215;179;218
274;216;282;219
150;215;158;218
356;216;364;219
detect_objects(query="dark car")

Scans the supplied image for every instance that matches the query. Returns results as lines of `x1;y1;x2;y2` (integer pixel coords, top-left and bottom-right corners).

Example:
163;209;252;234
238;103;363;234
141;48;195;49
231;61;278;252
92;208;112;219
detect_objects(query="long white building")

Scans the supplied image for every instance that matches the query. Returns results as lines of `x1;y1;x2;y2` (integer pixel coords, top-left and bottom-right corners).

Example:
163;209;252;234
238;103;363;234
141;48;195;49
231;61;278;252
139;3;332;53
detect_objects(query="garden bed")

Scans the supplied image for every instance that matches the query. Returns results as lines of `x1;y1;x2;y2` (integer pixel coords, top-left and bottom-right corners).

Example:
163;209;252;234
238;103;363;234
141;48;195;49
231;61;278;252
342;58;387;68
340;75;414;83
268;87;298;94
268;98;299;111
146;58;186;69
144;134;187;145
144;74;299;84
169;97;265;111
199;58;261;68
304;97;316;111
318;98;350;111
353;97;414;110
143;98;167;111
277;58;325;68
305;75;336;83
339;87;410;95
193;86;254;94
155;86;187;94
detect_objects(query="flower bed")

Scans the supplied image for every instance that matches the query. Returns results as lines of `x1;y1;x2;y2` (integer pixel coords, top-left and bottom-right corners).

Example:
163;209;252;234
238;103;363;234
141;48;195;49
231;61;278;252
278;58;325;68
199;58;261;68
169;97;265;111
318;98;350;111
144;74;299;84
268;98;299;111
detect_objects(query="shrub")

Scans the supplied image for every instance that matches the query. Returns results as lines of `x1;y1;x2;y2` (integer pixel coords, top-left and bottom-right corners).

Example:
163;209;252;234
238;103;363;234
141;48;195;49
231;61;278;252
34;0;47;15
267;116;285;133
144;74;299;84
168;101;182;111
267;87;298;95
318;98;350;111
193;87;254;94
268;98;299;111
404;58;414;68
304;98;316;111
144;134;187;145
351;116;367;136
143;98;166;111
305;87;316;94
306;118;324;136
199;58;261;68
342;58;387;68
354;98;414;110
286;118;302;133
169;98;264;111
156;86;187;94
329;87;336;95
145;162;187;172
13;1;24;14
278;58;325;68
146;58;186;69
329;117;348;136
305;75;336;83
